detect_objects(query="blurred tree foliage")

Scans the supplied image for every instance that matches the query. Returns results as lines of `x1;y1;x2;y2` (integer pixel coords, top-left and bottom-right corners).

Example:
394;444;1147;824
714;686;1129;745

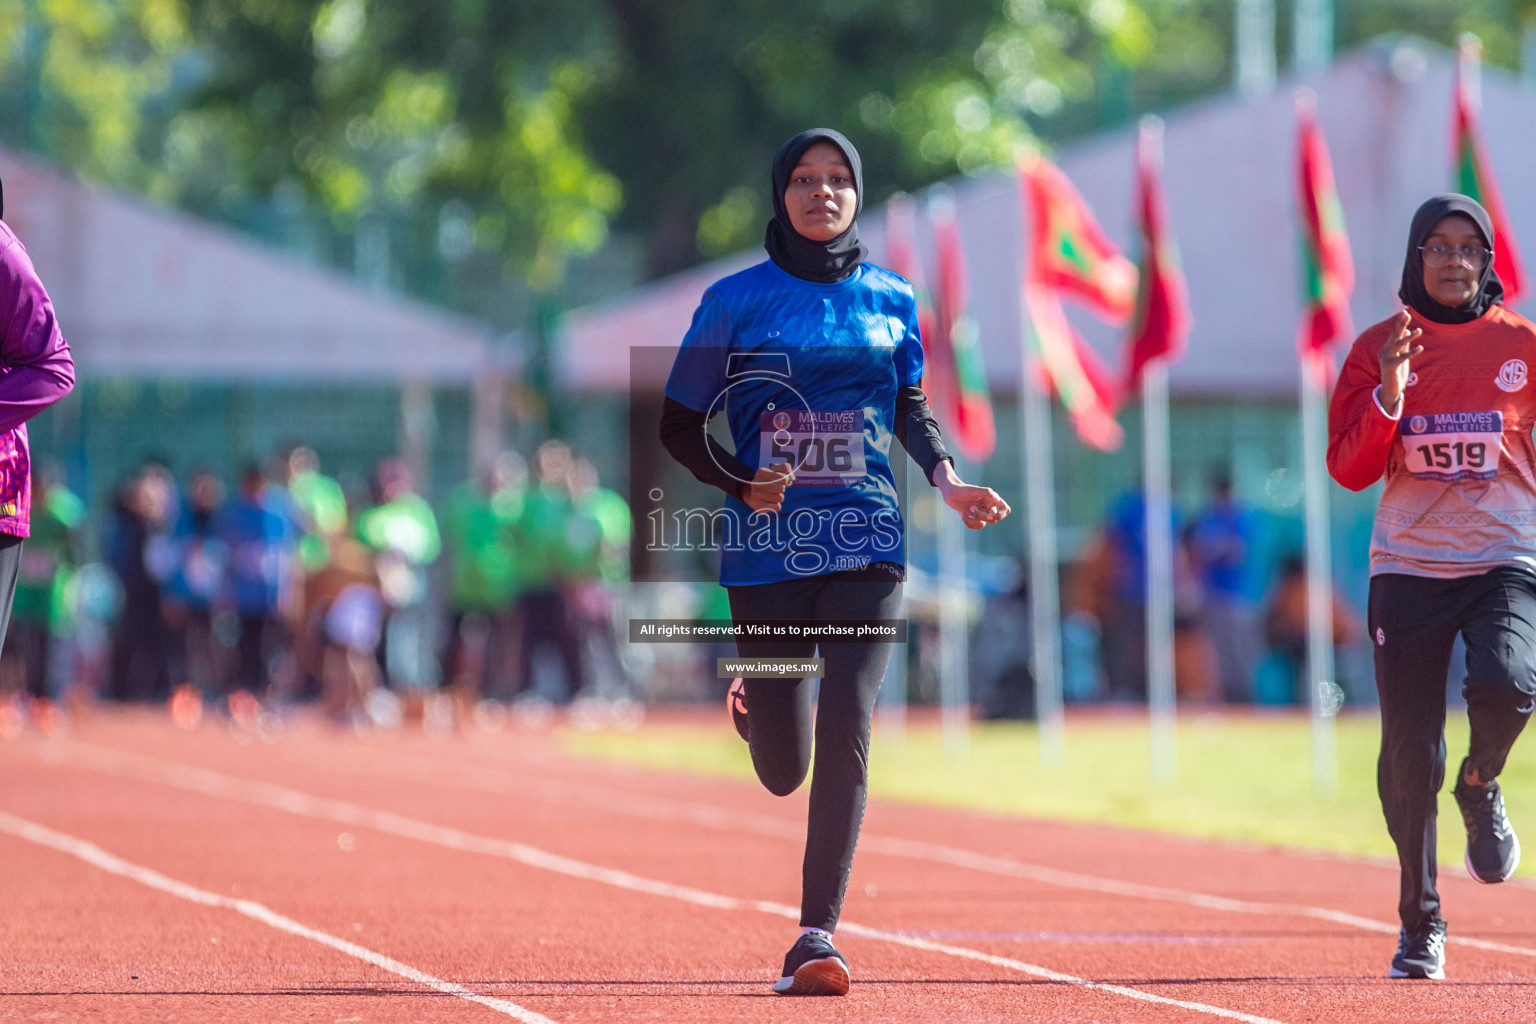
0;0;189;186
166;0;626;291
2;0;1533;295
582;0;1167;274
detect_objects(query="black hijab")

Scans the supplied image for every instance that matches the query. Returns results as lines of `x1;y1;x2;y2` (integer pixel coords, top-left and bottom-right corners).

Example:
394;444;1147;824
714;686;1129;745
1398;193;1504;325
764;128;867;283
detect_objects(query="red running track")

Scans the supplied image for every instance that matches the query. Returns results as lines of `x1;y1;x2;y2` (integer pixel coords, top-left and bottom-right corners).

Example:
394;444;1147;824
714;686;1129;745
2;707;1534;1023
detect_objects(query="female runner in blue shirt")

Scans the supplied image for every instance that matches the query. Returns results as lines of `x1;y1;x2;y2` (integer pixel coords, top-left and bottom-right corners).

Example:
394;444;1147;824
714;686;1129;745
660;128;1010;996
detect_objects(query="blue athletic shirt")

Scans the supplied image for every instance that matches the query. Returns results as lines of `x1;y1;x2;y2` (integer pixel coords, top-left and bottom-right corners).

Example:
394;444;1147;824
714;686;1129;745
665;259;924;586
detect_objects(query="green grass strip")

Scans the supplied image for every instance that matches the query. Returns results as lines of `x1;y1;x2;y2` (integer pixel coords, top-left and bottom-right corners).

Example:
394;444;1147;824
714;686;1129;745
563;711;1536;879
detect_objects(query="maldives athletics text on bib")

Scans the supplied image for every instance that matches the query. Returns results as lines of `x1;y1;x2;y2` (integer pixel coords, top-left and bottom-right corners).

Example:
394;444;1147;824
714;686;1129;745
759;409;867;487
1401;410;1503;482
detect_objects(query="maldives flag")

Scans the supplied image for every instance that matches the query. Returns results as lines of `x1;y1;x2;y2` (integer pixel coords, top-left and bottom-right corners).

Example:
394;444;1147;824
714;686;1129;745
927;192;996;461
1023;155;1138;320
1020;154;1137;451
1455;37;1525;304
1023;282;1127;452
1124;117;1191;393
1296;92;1353;374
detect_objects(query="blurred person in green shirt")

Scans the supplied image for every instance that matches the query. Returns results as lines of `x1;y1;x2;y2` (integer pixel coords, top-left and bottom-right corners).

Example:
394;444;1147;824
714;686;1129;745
568;457;631;586
279;444;347;698
512;441;584;702
565;457;636;702
1;468;84;723
357;458;440;694
440;451;526;701
281;445;347;573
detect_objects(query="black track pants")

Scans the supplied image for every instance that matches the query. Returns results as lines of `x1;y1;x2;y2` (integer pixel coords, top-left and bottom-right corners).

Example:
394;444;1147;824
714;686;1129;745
1369;568;1536;931
726;564;903;932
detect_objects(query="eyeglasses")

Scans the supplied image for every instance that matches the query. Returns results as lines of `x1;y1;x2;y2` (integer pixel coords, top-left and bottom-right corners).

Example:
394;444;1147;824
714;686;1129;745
1419;243;1492;269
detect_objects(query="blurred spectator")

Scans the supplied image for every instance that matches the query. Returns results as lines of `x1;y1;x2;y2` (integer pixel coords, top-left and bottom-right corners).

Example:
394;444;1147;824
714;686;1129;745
440;451;525;700
305;537;384;725
1188;472;1264;702
163;467;227;697
1060;610;1103;703
1263;554;1365;705
357;458;440;693
1091;491;1216;702
65;561;120;709
1098;492;1151;699
1063;529;1112;702
1;470;84;720
512;440;584;702
278;444;347;699
971;572;1033;719
282;444;348;573
565;456;634;701
217;464;298;702
107;464;176;700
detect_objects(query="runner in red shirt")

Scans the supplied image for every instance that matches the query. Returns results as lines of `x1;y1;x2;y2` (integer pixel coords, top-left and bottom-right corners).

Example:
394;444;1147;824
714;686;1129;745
1329;194;1532;981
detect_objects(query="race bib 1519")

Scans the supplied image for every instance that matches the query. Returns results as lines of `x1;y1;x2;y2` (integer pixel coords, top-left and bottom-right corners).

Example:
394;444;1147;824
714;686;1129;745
759;409;867;487
1400;410;1502;482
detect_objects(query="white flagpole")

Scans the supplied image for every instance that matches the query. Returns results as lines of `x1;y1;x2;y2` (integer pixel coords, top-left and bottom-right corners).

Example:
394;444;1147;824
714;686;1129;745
1143;359;1177;781
939;454;970;757
1021;327;1066;768
1300;356;1337;794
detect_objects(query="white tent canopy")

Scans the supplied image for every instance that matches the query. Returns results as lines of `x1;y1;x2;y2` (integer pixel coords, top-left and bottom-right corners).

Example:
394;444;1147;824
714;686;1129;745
0;148;494;382
560;37;1536;397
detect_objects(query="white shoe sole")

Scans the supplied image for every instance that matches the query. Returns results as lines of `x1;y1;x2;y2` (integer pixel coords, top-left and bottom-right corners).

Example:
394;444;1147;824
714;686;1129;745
1389;963;1445;980
772;956;850;995
1466;833;1521;884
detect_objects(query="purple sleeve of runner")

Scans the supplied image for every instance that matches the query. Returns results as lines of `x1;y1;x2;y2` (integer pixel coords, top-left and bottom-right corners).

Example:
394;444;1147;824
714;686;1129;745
0;226;75;435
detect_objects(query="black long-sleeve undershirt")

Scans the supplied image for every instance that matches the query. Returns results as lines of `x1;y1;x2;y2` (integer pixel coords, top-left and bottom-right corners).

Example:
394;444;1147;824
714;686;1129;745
658;386;952;500
658;396;755;500
894;384;952;484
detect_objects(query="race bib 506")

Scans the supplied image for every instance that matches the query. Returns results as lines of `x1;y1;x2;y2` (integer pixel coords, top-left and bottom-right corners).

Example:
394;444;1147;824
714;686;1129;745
1401;410;1502;482
759;409;867;487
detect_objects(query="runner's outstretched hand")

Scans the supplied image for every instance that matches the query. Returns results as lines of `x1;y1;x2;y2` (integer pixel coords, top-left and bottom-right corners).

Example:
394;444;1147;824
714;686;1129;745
933;461;1011;531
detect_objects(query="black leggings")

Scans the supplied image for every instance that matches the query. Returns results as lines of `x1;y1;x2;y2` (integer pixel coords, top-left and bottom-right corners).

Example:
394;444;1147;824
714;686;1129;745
726;563;903;932
1369;568;1536;931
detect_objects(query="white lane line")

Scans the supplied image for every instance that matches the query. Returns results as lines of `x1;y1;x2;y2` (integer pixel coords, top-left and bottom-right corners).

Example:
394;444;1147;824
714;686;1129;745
0;809;557;1024
44;743;1286;1024
285;746;1536;961
835;922;1285;1024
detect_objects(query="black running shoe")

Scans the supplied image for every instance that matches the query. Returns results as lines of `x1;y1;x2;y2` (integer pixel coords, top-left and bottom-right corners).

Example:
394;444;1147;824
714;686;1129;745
1453;761;1521;884
727;677;748;743
772;931;850;995
1389;918;1446;980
